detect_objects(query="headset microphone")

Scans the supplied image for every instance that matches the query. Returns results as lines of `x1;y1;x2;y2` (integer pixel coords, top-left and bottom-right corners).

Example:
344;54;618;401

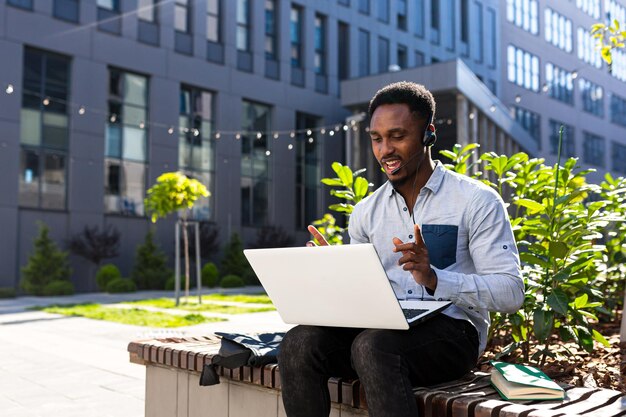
390;152;422;175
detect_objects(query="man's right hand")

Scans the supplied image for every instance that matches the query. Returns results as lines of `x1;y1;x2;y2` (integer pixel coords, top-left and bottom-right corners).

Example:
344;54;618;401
306;225;329;247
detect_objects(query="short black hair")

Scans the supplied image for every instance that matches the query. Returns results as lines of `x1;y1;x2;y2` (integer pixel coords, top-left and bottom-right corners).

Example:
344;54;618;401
368;81;436;124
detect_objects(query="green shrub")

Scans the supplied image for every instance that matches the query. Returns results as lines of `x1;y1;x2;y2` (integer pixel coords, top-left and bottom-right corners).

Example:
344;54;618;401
42;280;75;296
21;223;72;295
0;287;16;298
131;229;171;290
201;262;219;288
96;264;121;291
106;278;137;293
220;275;245;288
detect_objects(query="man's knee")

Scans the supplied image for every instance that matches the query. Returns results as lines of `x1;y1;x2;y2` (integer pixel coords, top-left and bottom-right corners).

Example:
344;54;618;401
350;330;395;371
279;325;326;363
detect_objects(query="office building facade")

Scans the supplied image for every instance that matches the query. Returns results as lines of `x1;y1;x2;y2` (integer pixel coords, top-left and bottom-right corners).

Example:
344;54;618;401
0;0;623;291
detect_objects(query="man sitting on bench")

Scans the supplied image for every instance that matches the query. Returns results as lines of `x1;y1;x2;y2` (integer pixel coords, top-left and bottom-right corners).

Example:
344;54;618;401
278;82;525;417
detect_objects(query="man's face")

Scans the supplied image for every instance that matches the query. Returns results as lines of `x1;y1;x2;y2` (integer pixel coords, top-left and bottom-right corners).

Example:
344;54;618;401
369;103;427;186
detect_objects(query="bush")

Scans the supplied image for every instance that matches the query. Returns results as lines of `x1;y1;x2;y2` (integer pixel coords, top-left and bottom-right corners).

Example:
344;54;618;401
106;277;137;293
96;264;121;291
42;280;75;296
201;262;219;288
131;229;171;290
221;233;256;283
21;223;72;295
220;275;245;288
0;287;16;298
164;275;198;291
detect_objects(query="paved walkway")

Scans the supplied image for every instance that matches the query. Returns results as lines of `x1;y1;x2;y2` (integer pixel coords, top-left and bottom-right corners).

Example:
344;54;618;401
0;288;291;417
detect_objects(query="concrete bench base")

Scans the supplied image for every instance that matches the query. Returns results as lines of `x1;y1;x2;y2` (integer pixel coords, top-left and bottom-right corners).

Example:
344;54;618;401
129;336;626;417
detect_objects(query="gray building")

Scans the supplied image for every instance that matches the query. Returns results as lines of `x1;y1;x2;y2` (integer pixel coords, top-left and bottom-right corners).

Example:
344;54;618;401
0;0;623;292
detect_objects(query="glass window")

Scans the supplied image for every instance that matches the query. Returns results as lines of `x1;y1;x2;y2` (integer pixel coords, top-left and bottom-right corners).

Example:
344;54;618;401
295;113;322;229
8;0;33;10
378;37;389;73
545;63;574;106
314;15;327;75
397;44;407;69
507;45;539;92
473;1;482;60
576;0;600;19
179;86;215;220
358;29;370;76
444;0;455;51
237;0;250;51
579;78;604;118
545;8;572;53
397;0;407;30
378;0;389;22
53;0;80;23
265;0;277;59
97;0;118;11
358;0;369;14
290;6;303;67
612;141;626;174
174;0;190;32
338;22;350;80
138;0;158;22
207;0;220;42
549;120;575;157
414;0;424;37
514;107;541;147
506;0;538;35
460;0;469;43
583;132;605;167
610;93;626;127
241;100;272;227
431;0;440;30
105;68;149;216
19;48;70;210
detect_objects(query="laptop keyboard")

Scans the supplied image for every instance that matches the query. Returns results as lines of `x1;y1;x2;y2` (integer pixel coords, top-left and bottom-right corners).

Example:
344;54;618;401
402;308;428;321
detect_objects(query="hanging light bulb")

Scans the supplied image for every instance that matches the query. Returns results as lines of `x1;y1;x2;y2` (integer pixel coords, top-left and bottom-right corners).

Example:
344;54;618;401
334;125;341;131
215;132;221;139
320;128;326;135
290;132;295;138
42;97;50;106
469;113;475;120
265;150;271;156
6;84;14;94
288;144;294;150
139;121;146;129
78;106;86;115
514;94;522;103
273;133;279;139
193;129;200;136
489;104;496;112
308;137;314;144
167;126;174;135
110;114;117;123
306;129;312;136
329;130;335;136
343;125;349;131
235;133;241;140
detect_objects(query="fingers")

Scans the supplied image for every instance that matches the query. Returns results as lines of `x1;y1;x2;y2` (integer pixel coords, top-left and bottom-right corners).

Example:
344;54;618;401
307;225;329;246
413;224;426;247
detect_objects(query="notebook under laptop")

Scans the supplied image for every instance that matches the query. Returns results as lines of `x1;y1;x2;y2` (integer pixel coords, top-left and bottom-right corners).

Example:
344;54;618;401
243;244;451;330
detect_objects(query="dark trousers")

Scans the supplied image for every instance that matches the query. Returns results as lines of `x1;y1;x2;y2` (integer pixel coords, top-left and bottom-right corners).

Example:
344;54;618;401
278;314;479;417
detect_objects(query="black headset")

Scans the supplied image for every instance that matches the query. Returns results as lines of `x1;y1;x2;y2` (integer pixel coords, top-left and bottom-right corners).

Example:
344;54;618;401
422;112;437;147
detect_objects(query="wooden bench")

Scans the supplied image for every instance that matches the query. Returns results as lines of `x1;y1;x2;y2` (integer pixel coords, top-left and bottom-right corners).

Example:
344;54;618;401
128;336;626;417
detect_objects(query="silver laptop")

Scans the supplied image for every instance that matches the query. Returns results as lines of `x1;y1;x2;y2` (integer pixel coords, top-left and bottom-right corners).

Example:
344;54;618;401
243;244;451;330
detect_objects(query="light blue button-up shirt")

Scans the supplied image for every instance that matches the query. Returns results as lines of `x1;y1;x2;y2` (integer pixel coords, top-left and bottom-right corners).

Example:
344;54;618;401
349;161;524;354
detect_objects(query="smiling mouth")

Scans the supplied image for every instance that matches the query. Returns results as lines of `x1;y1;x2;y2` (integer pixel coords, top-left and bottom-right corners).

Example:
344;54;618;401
383;160;401;174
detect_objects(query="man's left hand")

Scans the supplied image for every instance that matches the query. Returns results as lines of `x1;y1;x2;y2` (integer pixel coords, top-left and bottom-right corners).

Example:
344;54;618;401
392;224;437;291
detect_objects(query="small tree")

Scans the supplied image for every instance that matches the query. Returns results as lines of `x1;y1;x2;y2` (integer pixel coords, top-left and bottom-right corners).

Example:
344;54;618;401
131;229;171;290
68;224;120;288
22;223;72;295
591;20;625;64
221;233;249;278
144;172;209;300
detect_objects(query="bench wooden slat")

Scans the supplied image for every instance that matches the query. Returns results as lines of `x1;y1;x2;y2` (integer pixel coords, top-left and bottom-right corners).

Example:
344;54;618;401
551;389;623;415
577;393;626;417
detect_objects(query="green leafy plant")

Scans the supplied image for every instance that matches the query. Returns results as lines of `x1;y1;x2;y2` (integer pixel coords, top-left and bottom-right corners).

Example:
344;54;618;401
311;162;373;244
131;229;172;290
0;287;16;298
591;20;625;64
21;223;72;295
220;274;245;288
42;280;75;296
106;277;137;293
96;264;122;291
145;172;209;300
201;262;219;288
440;133;624;365
220;233;255;283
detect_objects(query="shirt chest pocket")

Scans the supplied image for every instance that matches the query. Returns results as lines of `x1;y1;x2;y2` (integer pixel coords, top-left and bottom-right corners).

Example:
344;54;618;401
421;224;458;270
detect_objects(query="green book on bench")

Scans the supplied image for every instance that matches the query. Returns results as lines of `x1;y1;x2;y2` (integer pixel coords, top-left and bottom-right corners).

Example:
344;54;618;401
490;360;565;401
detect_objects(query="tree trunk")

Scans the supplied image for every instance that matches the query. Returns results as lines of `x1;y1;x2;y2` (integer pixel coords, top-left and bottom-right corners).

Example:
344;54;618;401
183;220;190;300
621;288;626;342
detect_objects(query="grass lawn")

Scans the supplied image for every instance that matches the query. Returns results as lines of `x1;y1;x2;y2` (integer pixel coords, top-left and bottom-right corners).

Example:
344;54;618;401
36;303;226;327
126;297;276;314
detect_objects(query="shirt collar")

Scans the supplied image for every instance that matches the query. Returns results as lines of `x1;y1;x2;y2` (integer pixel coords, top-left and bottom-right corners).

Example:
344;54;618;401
387;160;446;197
